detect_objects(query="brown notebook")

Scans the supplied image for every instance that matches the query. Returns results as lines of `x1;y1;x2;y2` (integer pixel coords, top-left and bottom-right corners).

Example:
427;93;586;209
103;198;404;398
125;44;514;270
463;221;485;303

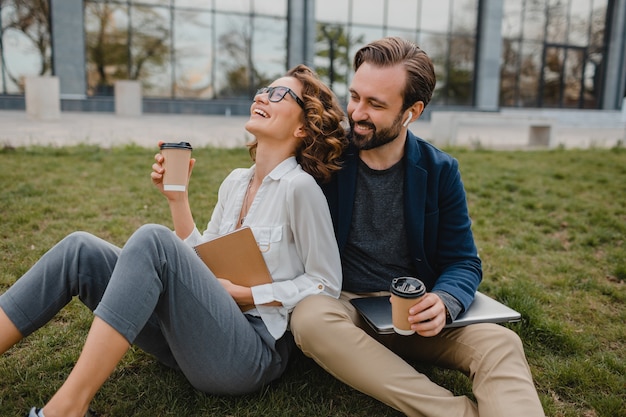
193;226;272;288
194;226;272;311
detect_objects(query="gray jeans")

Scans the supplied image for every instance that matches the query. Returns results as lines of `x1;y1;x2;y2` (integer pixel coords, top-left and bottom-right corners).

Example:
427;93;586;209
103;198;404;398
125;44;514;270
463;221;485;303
0;224;291;395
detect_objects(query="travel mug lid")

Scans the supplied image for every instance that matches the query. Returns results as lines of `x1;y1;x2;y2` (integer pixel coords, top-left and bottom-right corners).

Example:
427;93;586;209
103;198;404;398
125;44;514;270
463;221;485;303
390;277;426;298
160;141;193;150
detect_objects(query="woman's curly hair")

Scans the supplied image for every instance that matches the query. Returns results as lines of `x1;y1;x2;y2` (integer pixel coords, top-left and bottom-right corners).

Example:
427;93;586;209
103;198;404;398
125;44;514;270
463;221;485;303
249;64;348;183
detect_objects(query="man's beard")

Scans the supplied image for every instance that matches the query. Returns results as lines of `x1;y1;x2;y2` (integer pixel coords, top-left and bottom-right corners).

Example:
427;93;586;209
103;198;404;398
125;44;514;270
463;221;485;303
349;112;404;150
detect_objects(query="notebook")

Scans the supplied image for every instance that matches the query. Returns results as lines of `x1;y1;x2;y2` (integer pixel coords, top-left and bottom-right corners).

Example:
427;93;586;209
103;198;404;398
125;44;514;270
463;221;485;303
350;291;521;335
193;226;272;287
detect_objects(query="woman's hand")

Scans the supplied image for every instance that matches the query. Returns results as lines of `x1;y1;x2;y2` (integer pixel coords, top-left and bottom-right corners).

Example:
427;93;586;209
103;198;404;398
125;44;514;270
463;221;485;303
151;141;195;201
218;278;255;306
217;278;282;308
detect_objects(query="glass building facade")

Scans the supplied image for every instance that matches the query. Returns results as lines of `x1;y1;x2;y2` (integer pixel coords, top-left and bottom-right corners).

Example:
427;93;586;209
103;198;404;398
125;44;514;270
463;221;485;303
0;0;624;112
82;0;288;99
500;0;611;109
314;0;479;106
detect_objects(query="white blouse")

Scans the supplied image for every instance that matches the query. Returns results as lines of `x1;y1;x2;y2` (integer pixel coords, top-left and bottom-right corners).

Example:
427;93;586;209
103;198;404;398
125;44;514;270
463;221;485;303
184;157;342;339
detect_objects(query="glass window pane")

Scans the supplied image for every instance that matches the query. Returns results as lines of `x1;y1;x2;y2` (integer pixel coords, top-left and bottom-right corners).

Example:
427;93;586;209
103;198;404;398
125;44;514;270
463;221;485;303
386;29;420;44
583;53;599;108
542;46;563;107
348;26;384;54
420;1;451;33
386;0;419;30
133;0;170;5
175;0;212;9
315;23;365;101
546;0;567;44
251;15;287;87
253;0;287;17
522;1;546;41
215;0;249;14
0;2;51;94
563;47;584;108
567;6;591;46
419;33;449;104
590;0;608;47
85;2;129;96
352;0;384;26
316;0;350;24
519;41;542;107
502;0;523;38
214;13;252;98
173;10;213;98
500;39;521;107
447;35;475;105
314;26;332;91
451;0;478;35
568;0;591;46
325;26;383;101
130;5;172;97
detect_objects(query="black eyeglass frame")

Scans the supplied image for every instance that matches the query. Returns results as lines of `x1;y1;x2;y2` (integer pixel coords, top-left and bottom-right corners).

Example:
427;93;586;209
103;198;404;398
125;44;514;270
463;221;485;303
255;86;305;109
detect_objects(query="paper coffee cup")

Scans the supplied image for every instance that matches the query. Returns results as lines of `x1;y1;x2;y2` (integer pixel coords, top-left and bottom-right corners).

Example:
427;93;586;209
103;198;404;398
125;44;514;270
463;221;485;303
390;277;426;335
160;142;193;192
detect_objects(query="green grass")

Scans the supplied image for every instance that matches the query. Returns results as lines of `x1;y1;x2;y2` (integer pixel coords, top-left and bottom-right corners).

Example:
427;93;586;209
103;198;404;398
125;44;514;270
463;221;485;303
1;144;625;416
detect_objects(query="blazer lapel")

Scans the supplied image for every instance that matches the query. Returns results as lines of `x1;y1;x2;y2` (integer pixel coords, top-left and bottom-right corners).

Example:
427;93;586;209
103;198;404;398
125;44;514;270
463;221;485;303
403;133;428;262
336;147;359;251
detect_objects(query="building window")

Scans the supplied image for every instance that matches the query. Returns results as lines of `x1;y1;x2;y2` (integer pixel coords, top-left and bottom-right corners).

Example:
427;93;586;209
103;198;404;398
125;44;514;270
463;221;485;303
83;0;287;99
0;1;52;94
500;0;609;109
315;0;478;106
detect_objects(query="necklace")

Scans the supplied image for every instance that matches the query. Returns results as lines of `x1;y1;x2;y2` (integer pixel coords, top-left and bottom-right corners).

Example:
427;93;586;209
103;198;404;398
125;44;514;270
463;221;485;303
240;174;255;225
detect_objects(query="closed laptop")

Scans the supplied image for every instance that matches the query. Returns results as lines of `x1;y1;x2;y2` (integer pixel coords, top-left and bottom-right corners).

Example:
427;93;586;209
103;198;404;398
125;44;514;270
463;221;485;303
350;291;521;335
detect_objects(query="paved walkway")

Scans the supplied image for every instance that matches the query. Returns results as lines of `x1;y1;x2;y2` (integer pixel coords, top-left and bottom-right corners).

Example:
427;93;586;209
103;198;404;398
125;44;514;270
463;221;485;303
0;111;253;149
1;110;624;150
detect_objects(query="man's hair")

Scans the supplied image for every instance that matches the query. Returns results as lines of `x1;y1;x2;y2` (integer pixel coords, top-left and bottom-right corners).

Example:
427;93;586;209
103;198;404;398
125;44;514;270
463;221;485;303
353;37;436;111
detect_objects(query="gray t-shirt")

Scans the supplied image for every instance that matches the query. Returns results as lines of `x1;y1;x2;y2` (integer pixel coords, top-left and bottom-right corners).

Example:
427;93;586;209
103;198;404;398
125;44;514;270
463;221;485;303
342;159;417;292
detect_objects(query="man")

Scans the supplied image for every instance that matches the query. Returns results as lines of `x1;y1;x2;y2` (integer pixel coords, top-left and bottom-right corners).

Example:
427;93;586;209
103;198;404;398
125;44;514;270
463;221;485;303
290;37;545;417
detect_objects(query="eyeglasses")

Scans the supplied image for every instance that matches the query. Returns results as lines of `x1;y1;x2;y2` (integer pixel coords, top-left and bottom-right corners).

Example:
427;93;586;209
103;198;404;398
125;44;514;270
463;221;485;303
255;86;305;109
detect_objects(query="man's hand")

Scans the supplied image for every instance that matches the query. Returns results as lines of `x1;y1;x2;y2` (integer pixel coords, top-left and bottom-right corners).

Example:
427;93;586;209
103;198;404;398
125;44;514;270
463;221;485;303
407;292;447;337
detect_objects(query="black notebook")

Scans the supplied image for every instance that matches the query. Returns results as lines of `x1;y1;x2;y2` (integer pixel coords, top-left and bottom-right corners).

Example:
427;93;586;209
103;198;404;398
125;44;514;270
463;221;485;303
350;291;521;335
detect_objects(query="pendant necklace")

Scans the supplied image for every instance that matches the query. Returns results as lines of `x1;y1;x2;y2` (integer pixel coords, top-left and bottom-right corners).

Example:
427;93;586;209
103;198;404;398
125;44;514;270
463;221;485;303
240;174;255;225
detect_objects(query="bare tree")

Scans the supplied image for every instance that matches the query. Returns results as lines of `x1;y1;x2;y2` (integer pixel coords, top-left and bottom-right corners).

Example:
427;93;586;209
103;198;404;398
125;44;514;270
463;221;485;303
216;26;272;98
0;0;51;92
315;23;363;93
85;2;170;94
85;1;128;93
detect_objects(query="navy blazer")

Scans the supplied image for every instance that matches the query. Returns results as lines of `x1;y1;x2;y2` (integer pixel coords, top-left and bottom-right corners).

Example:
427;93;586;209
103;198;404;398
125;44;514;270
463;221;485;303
321;130;482;312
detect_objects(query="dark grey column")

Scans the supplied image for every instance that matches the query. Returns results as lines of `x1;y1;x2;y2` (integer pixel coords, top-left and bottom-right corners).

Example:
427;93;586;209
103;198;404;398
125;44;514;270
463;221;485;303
602;0;626;110
287;0;315;68
474;0;503;111
50;0;86;98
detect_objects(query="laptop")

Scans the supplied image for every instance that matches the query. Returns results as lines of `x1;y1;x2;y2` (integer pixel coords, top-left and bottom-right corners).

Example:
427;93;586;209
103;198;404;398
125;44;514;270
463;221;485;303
350;291;521;335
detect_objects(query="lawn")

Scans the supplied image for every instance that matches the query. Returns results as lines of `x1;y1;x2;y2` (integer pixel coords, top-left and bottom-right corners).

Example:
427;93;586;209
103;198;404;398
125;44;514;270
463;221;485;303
1;144;625;416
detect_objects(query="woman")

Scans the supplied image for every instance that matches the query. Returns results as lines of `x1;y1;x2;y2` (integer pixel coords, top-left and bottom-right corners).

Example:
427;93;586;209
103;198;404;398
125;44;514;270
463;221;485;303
0;65;346;417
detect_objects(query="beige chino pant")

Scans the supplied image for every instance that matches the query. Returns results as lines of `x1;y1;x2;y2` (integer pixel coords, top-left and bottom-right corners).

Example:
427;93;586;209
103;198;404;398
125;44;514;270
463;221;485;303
290;292;545;417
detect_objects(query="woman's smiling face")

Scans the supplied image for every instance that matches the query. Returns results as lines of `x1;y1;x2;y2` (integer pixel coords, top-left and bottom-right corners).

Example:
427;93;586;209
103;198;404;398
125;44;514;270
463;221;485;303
245;76;305;141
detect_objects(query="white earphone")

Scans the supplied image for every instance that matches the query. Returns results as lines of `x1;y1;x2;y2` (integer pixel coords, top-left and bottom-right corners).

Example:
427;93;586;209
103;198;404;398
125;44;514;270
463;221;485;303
403;111;413;127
